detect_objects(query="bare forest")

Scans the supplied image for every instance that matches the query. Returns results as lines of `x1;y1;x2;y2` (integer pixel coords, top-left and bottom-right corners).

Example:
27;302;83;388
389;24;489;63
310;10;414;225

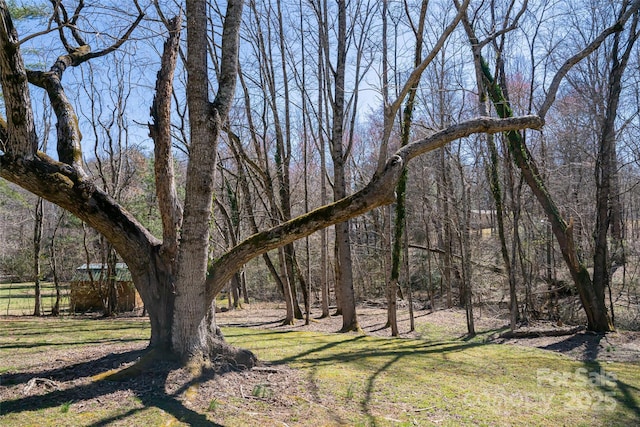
1;0;640;365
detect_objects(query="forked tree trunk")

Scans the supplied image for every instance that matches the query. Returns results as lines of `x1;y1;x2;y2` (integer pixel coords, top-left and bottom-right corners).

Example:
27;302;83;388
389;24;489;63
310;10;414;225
169;0;251;361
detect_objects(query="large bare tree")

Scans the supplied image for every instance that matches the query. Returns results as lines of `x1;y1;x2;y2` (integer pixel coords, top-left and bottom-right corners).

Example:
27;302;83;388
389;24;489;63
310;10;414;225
0;0;577;366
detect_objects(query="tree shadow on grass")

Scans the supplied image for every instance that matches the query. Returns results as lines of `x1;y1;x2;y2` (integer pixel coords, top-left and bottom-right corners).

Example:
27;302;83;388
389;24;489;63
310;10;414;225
540;332;604;360
220;319;282;328
268;332;485;424
542;334;640;424
0;348;222;426
1;348;147;385
0;337;146;350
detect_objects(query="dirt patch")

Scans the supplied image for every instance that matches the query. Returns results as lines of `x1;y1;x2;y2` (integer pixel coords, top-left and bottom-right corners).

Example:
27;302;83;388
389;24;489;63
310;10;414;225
0;338;312;425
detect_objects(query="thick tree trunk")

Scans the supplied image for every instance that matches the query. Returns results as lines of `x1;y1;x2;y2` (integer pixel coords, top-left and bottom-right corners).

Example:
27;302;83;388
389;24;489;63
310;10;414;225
134;257;173;351
0;1;37;158
335;222;358;331
170;0;247;361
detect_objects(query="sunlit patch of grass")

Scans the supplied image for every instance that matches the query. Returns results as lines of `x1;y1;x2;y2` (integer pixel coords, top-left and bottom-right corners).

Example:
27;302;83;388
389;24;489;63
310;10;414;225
90;369;121;382
0;282;70;315
223;327;640;426
0;317;150;373
206;398;219;412
59;401;72;413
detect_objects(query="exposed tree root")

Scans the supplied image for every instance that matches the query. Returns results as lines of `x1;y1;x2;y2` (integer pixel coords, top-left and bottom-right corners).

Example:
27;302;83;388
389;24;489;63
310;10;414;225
98;348;178;382
339;323;363;333
205;338;257;370
95;332;257;383
280;318;295;326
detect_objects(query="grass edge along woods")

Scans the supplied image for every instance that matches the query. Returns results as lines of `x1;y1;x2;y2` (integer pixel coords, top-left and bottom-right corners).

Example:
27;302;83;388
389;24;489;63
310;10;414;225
0;316;639;426
0;282;70;316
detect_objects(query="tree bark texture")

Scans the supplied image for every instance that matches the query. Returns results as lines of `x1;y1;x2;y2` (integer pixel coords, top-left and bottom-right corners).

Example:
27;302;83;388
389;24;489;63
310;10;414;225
170;0;253;362
0;1;37;158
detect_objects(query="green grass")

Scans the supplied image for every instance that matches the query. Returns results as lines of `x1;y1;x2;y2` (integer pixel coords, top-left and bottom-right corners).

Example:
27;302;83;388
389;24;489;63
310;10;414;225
0;317;150;374
0;282;70;315
0;316;638;426
225;328;640;426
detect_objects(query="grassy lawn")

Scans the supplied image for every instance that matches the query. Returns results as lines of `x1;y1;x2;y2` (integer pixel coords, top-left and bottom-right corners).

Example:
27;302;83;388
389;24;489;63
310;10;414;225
227;329;640;426
0;313;638;426
0;282;70;316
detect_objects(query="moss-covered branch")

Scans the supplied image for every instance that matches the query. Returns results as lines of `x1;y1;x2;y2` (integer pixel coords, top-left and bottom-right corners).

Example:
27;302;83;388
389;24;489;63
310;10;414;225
0;151;160;271
206;115;544;298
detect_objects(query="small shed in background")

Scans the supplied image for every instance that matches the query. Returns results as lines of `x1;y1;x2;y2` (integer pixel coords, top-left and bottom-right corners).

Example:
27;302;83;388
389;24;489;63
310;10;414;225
70;263;142;312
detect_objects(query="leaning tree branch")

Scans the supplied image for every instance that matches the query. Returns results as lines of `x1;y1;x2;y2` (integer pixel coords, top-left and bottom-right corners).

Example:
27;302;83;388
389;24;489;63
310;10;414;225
18;23;70;46
211;0;243;119
538;0;640;119
0;151;160;273
27;66;84;172
81;1;145;63
376;0;471;174
50;0;144;61
50;0;72;51
0;1;38;158
25;1;145;173
206;115;544;298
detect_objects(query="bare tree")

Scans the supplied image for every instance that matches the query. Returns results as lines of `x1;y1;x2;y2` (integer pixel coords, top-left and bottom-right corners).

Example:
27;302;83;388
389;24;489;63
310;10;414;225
0;0;550;367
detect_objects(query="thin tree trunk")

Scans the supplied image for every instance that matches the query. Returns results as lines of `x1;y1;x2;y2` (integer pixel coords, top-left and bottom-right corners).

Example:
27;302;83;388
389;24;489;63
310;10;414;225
404;220;414;331
387;0;428;335
32;197;43;316
462;187;475;336
330;0;358;331
240;268;249;304
439;150;453;308
49;211;63;316
594;9;638;327
318;10;330;319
